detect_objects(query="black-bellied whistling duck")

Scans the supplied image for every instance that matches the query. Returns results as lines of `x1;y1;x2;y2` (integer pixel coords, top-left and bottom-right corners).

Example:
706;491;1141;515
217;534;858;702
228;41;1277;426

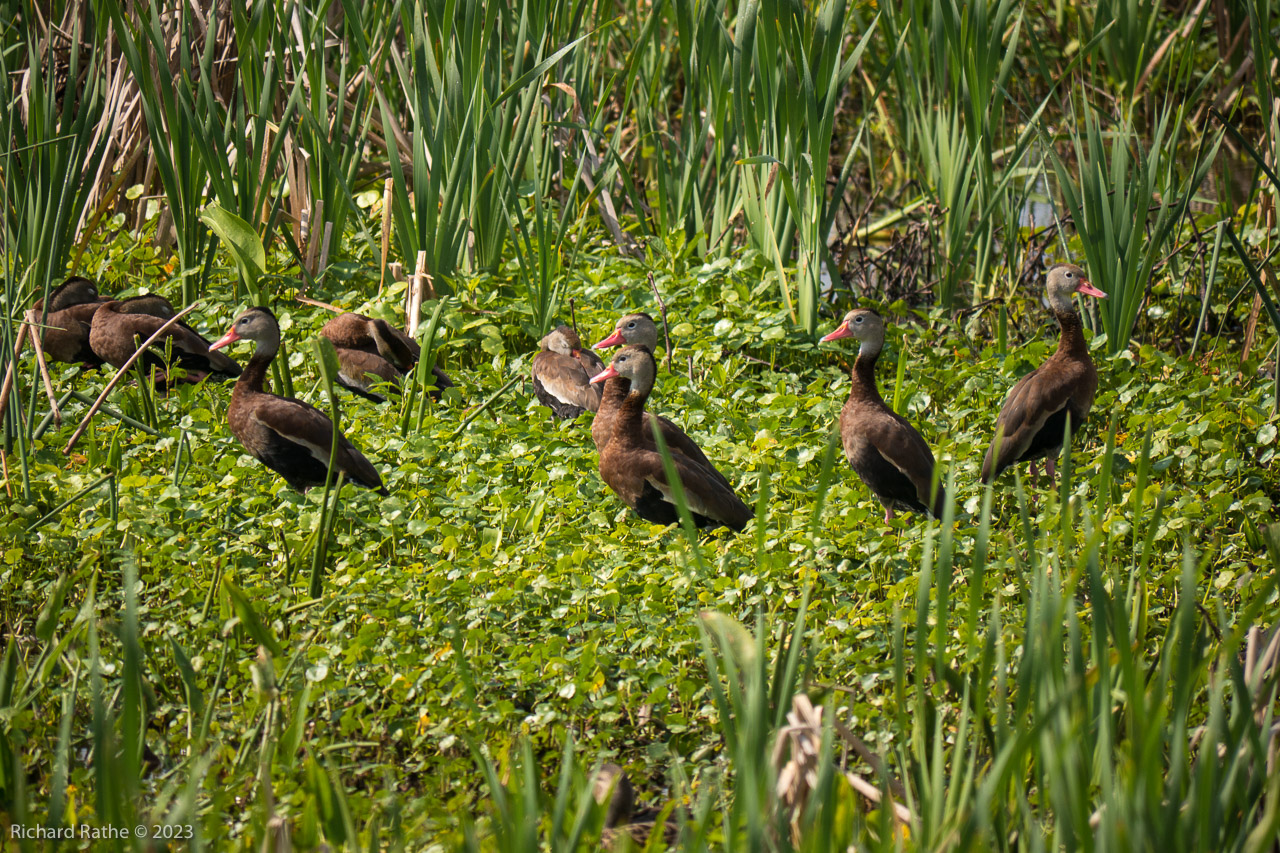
590;345;751;531
592;763;679;847
591;312;728;488
88;300;241;383
981;263;1107;485
209;307;388;495
531;325;606;419
34;277;107;366
319;312;455;403
822;309;945;522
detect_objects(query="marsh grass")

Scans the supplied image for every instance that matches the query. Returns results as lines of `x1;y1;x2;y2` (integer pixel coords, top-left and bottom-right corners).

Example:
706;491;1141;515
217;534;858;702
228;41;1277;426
1051;96;1222;354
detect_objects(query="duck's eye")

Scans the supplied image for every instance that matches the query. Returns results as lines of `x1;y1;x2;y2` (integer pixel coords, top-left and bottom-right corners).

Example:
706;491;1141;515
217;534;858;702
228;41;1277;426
855;316;864;323
626;321;636;329
1065;271;1073;278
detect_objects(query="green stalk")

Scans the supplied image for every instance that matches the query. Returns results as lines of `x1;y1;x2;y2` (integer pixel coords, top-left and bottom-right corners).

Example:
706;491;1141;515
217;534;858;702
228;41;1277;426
308;337;346;597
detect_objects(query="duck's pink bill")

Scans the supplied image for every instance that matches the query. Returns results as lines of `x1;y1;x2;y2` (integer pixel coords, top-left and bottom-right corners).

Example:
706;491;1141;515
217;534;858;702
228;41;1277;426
589;365;620;384
1076;280;1107;298
209;328;239;350
820;322;852;343
594;330;626;349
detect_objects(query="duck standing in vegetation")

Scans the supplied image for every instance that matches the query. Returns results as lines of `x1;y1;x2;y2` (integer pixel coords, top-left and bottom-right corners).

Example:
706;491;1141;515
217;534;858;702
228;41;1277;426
590;345;751;531
33;276;108;366
210;307;388;495
981;263;1107;486
89;299;241;383
821;308;945;522
320;312;454;403
530;324;606;419
592;311;727;485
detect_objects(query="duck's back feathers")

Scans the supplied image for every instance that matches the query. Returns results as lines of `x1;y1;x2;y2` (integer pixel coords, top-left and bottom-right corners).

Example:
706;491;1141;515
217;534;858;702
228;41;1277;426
230;391;388;495
532;351;603;418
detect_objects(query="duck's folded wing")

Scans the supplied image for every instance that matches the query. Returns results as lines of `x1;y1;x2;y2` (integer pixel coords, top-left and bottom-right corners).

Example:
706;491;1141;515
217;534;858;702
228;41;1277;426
647;413;731;489
576;348;607;377
863;415;939;508
249;399;385;492
532;352;602;412
643;452;751;531
982;365;1082;478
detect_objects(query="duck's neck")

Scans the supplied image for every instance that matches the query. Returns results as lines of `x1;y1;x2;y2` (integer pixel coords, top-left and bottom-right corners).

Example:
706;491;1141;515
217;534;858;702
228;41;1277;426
613;382;651;449
1054;309;1088;359
600;375;631;414
849;344;883;405
237;344;275;394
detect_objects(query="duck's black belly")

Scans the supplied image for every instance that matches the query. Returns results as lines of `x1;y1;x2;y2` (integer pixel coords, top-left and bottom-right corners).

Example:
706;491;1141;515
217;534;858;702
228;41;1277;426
1018;404;1085;464
533;376;588;420
849;442;927;514
633;481;717;529
249;425;331;492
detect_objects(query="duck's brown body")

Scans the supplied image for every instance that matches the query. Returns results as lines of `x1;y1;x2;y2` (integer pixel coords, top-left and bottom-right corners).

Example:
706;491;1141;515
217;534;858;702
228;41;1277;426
89;301;241;382
320;312;454;403
981;264;1104;483
593;346;751;531
531;325;605;419
33;277;107;366
840;352;944;518
823;310;944;521
590;379;729;488
213;308;387;495
41;301;107;365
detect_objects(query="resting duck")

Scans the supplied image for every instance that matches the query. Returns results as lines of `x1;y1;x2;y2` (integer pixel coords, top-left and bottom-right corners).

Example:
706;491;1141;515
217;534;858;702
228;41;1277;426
319;312;455;403
821;309;945;522
981;263;1107;485
89;299;241;383
593;764;679;847
34;277;107;366
592;312;727;487
591;345;751;531
210;307;388;495
531;325;606;419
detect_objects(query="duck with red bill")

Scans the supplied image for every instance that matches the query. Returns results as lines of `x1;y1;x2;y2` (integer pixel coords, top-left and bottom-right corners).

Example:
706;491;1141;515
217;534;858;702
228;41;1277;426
821;308;945;523
590;345;751;531
981;262;1106;486
210;307;388;495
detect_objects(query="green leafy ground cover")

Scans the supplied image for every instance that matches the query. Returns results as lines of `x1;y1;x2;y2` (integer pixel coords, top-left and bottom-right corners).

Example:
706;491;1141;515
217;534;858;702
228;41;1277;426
2;220;1278;845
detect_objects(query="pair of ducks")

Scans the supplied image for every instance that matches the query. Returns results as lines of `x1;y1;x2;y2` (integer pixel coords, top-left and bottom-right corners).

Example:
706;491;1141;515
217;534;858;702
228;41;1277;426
534;263;1105;531
824;262;1106;522
533;314;753;532
36;276;240;383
